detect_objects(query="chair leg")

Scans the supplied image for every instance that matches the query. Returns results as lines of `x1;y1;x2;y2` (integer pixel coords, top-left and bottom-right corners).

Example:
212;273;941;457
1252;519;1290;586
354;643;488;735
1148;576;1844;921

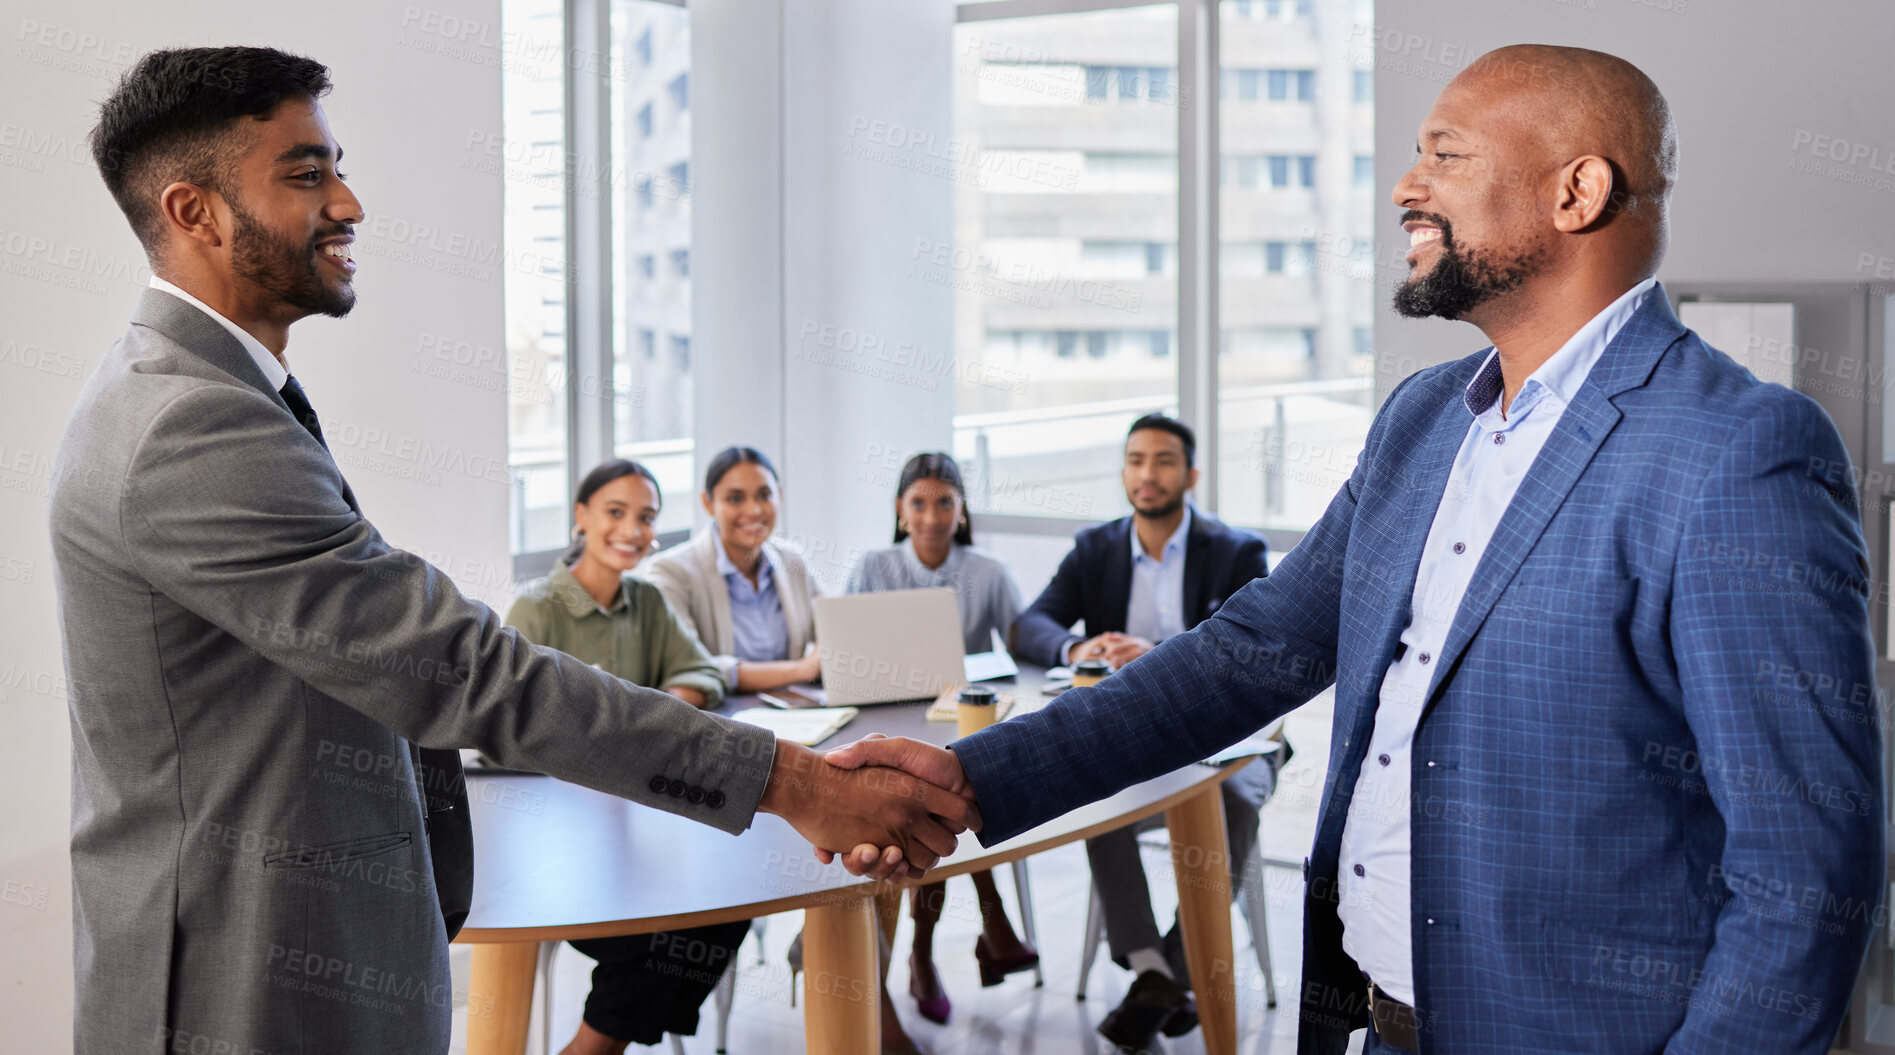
1238;839;1276;1009
669;1034;687;1055
1077;880;1105;1001
535;941;561;1055
1008;858;1045;987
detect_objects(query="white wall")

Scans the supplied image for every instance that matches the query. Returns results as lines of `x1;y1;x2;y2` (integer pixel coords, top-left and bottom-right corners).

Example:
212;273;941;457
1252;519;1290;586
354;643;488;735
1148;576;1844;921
694;0;958;593
1369;0;1895;386
0;3;509;1049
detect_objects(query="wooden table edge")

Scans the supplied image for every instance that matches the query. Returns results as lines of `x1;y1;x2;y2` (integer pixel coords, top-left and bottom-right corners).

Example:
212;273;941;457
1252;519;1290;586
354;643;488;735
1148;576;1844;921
452;757;1252;945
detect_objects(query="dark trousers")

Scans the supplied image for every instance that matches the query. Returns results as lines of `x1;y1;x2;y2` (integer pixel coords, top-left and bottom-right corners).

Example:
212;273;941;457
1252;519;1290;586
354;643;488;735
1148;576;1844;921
1084;752;1277;991
568;921;750;1045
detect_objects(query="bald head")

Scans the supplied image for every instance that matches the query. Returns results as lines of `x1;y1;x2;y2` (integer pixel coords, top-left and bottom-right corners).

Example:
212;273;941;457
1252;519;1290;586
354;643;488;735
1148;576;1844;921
1459;44;1677;221
1392;45;1677;326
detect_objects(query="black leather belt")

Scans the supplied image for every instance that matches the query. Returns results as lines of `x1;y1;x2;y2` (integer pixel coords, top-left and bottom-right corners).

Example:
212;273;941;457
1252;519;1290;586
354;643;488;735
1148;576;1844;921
1367;981;1420;1051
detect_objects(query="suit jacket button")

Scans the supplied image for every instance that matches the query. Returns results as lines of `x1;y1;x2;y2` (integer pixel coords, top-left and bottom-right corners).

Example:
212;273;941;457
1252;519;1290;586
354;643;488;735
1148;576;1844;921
706;790;726;809
686;786;706;805
667;779;687;798
649;775;669;795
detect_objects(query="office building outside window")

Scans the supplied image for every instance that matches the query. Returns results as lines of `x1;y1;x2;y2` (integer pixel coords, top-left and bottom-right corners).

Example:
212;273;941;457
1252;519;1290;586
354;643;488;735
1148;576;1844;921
950;5;1181;521
951;0;1373;533
1218;0;1375;530
611;0;694;534
501;0;569;554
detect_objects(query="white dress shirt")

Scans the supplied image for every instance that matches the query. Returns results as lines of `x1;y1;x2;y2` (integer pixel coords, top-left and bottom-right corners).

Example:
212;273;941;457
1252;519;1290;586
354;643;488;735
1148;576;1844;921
148;276;289;390
1125;504;1191;645
1336;277;1658;1006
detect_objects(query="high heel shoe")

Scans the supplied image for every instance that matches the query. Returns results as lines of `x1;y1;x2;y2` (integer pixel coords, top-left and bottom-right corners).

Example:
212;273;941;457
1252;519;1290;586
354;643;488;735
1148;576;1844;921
786;931;803;1007
907;951;951;1024
974;933;1040;988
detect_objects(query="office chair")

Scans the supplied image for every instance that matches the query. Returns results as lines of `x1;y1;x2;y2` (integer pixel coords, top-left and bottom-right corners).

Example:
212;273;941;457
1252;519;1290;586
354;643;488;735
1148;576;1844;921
1074;742;1296;1011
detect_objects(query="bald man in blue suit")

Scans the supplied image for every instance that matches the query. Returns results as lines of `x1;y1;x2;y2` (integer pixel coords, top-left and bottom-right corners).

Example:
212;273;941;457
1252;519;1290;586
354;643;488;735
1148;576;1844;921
827;45;1883;1055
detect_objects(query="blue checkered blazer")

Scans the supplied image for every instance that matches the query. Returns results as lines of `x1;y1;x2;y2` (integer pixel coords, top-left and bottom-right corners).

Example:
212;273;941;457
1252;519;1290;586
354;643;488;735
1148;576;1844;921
954;287;1883;1054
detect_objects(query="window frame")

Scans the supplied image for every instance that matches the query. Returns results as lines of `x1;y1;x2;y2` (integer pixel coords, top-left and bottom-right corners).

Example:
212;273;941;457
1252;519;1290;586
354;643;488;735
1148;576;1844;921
955;0;1228;536
955;0;1371;548
514;0;690;579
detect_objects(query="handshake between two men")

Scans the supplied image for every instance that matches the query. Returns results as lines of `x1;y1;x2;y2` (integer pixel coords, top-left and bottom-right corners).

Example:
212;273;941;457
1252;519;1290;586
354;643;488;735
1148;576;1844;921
759;733;973;882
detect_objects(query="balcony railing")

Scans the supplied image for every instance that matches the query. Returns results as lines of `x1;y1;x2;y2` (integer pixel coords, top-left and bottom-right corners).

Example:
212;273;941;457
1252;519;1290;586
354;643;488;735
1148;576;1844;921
954;374;1372;530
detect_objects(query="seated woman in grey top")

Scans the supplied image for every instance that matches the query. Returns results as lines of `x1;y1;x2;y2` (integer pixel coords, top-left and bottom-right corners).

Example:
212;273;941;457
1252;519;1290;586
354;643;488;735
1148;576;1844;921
641;446;824;693
846;453;1038;1031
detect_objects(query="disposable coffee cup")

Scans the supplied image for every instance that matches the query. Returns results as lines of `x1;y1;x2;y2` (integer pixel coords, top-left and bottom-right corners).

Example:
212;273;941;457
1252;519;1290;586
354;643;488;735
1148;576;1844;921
1072;659;1111;688
956;685;999;737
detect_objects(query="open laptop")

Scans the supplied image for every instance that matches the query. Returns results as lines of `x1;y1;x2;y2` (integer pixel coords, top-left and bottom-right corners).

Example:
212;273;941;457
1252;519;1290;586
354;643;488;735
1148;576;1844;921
811;587;966;705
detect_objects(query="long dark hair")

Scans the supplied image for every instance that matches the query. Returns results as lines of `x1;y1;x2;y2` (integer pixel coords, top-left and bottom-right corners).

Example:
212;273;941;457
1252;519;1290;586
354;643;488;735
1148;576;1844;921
563;459;662;565
892;452;973;546
703;446;779;496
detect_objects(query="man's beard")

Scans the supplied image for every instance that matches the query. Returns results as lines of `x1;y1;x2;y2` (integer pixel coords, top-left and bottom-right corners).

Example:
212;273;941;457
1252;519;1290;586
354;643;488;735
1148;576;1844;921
1132;491;1184;520
228;195;355;318
1393;212;1543;321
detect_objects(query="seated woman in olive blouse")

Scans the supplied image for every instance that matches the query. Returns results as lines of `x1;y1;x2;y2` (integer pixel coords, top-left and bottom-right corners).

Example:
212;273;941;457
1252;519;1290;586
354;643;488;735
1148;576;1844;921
847;452;1039;1030
506;460;739;1055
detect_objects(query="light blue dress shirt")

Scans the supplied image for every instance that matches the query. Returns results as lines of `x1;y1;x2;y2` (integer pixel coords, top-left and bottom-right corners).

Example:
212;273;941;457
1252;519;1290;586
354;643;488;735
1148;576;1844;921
1124;505;1191;645
713;525;791;664
1336;277;1659;1005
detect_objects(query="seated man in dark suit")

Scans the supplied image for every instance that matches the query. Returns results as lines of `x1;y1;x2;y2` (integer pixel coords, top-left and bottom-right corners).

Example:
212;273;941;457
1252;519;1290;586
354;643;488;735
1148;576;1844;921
1014;413;1280;1050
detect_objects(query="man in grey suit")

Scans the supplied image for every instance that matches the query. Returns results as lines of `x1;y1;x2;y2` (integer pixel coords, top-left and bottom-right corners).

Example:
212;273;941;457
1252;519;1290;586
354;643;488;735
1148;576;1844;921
53;47;973;1054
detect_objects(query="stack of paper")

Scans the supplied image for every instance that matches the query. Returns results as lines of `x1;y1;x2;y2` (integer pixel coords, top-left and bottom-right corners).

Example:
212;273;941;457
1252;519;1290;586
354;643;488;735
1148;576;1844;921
734;706;859;746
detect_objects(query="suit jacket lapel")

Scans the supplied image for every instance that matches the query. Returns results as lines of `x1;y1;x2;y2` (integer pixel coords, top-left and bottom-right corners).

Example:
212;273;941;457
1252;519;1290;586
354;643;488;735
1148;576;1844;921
1100;518;1134;634
1362;376;1473;687
132;288;362;514
1420;390;1621;708
1183;515;1211;627
133;288;280;404
696;529;736;655
1420;287;1686;709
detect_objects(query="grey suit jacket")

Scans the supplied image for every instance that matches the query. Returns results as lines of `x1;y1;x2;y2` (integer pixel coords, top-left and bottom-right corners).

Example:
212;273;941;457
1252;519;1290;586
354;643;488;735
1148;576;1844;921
51;289;778;1054
639;528;821;686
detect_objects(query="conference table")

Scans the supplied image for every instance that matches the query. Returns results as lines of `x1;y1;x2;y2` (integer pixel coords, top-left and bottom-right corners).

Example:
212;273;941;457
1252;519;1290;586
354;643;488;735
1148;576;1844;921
453;674;1249;1055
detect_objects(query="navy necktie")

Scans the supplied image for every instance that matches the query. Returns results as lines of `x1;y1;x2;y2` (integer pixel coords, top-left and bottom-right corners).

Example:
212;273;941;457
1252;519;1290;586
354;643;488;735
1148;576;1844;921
278;375;327;450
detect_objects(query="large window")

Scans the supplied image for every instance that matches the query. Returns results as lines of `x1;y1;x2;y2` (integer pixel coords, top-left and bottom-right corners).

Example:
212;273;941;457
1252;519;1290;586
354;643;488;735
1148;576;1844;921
501;0;569;554
611;0;694;535
505;0;1373;558
1216;0;1374;530
950;4;1180;521
952;0;1375;535
503;0;696;558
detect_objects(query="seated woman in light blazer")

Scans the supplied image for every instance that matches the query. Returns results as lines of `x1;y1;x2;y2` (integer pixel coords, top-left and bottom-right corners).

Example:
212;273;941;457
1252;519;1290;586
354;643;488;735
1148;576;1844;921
847;452;1040;1029
640;446;823;693
644;447;922;1052
505;460;743;1055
